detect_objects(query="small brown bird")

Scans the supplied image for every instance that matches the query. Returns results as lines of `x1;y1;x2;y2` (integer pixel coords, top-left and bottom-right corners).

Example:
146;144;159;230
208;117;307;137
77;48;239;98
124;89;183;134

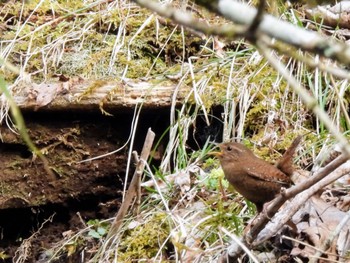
214;138;300;212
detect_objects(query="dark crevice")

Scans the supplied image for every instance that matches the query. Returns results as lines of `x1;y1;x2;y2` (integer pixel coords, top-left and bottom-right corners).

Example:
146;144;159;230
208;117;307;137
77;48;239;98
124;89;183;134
0;107;226;261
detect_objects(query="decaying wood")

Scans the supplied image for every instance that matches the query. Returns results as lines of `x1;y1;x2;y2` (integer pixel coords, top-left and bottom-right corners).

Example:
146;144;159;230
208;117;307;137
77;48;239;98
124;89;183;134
11;78;190;112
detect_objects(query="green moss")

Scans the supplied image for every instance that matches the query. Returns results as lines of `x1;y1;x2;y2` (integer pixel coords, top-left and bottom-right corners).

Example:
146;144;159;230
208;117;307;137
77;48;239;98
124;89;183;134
117;213;170;261
1;1;215;82
0;182;17;195
76;80;108;101
200;193;246;244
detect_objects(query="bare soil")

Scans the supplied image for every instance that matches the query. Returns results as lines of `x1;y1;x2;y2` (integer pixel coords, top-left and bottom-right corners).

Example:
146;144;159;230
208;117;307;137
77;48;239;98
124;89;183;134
0;110;170;262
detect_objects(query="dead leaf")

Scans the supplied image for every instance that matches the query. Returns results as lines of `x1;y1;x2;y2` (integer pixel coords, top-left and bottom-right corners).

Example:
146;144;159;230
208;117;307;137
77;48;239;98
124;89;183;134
291;196;350;261
33;83;61;109
306;2;350;30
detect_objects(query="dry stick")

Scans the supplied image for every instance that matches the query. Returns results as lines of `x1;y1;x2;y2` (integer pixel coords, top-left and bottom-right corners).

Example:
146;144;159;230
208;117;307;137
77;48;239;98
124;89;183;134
132;150;142;216
250;152;350;242
254;157;350;246
247;0;265;40
135;0;350;64
107;128;155;238
134;0;247;38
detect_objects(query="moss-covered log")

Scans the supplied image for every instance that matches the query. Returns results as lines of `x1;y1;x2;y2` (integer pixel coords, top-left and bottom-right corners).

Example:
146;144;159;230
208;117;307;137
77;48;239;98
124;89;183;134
11;79;190;113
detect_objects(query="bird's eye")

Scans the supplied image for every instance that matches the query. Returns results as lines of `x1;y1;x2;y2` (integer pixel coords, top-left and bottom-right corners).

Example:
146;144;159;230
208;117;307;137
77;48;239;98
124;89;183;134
227;146;232;151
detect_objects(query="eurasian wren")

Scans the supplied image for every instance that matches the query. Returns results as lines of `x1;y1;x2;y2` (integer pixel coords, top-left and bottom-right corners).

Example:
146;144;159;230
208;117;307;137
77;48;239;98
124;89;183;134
215;137;301;212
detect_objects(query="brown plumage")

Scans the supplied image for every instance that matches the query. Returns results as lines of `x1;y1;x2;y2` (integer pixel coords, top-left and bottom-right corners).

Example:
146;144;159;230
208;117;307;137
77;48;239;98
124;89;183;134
215;138;300;212
276;136;302;176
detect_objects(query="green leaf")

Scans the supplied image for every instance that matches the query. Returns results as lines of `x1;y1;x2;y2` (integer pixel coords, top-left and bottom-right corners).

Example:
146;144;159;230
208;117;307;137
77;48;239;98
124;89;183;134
88;229;101;239
97;226;107;236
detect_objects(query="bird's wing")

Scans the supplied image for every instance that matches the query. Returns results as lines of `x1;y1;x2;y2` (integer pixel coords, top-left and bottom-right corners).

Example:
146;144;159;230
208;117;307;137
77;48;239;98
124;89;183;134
244;163;292;185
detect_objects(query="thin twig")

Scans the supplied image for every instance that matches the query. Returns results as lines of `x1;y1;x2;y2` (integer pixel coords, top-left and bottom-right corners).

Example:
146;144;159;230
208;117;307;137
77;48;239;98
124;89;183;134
220;227;259;263
107;128;155;238
254;158;350;245
209;0;350;64
248;147;348;244
247;0;266;41
132;151;141;216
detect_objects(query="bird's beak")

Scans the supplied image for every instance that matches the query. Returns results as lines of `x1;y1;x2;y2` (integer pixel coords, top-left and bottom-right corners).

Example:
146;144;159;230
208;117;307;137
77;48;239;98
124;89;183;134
208;151;223;157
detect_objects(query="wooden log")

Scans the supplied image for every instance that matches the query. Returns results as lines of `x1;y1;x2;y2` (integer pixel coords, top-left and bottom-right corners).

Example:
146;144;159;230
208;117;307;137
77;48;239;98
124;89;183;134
11;78;190;112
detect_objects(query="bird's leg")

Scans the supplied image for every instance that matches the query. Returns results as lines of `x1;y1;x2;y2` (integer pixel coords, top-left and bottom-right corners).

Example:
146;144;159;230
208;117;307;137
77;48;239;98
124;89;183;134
261;187;288;219
219;178;228;201
260;201;273;219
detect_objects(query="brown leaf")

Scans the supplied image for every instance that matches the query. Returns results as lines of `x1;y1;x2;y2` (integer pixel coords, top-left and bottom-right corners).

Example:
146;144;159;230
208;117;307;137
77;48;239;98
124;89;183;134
291;196;350;261
33;83;61;109
306;2;350;30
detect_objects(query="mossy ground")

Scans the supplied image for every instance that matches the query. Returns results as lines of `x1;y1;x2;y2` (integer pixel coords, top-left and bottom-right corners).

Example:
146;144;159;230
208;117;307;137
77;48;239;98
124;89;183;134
1;0;348;262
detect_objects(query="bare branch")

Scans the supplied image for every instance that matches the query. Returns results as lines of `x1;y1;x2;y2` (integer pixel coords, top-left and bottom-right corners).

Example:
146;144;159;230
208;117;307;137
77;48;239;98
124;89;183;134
195;0;350;64
246;0;266;41
222;153;349;261
133;0;350;65
134;0;247;38
255;159;350;245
